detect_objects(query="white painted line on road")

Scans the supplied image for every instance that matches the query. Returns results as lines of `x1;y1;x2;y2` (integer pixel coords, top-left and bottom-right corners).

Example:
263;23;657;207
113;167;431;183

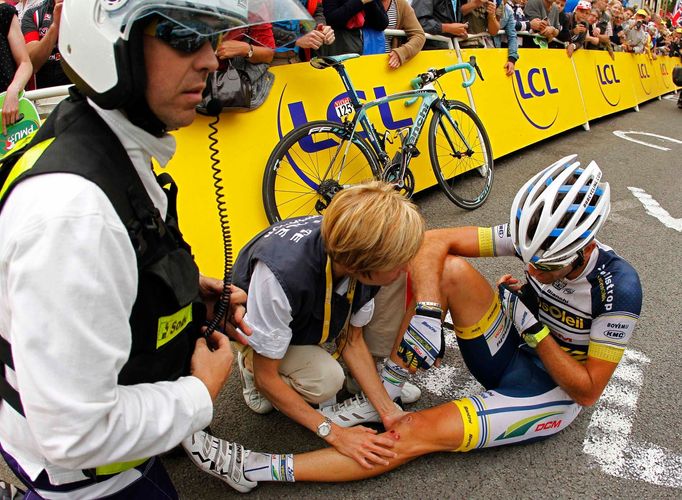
613;131;682;151
628;187;682;232
583;349;682;489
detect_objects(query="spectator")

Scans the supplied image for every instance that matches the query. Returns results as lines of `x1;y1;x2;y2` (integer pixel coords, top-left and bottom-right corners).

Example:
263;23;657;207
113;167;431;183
13;0;38;21
587;7;614;57
320;0;389;56
610;11;625;48
382;0;425;68
565;0;592;57
21;0;70;89
412;0;469;50
621;9;648;53
492;1;520;75
507;0;531;47
524;0;562;45
271;1;335;66
0;1;31;134
460;0;500;48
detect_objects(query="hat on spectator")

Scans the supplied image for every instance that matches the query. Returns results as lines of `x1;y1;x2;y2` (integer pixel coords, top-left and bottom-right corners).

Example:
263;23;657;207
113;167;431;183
635;9;648;16
575;0;591;10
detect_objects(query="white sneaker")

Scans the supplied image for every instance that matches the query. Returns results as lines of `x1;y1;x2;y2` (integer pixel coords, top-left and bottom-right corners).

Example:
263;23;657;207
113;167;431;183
320;392;400;427
237;351;273;414
182;430;257;493
346;374;422;404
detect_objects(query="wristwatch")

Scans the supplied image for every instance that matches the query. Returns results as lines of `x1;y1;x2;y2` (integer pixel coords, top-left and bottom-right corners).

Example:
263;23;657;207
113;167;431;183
246;43;254;59
523;325;551;349
316;417;332;438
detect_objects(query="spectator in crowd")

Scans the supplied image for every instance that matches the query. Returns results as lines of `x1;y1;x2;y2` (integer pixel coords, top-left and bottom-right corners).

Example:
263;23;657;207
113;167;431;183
524;0;562;46
21;0;70;89
566;0;593;57
13;0;39;21
320;0;389;56
412;0;469;50
623;7;633;22
621;9;648;53
507;0;531;47
586;7;615;57
0;0;31;134
459;0;500;48
382;0;425;68
271;1;335;66
610;11;625;48
217;23;275;64
492;1;520;75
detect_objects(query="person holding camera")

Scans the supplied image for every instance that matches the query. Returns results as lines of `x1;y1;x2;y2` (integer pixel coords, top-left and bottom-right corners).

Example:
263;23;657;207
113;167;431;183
621;9;648;54
565;0;593;57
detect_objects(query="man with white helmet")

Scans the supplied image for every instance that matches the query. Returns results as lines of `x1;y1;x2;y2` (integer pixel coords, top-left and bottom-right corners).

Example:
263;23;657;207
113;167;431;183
259;155;643;486
0;0;311;497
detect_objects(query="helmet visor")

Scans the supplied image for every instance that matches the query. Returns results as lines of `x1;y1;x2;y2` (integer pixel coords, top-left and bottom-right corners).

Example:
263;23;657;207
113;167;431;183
121;1;314;47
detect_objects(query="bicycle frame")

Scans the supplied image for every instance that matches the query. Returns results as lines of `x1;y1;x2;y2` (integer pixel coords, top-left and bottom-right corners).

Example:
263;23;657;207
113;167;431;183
327;63;476;183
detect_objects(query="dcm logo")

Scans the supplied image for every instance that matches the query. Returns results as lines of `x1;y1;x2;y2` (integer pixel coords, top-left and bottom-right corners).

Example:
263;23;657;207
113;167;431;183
512;67;560;130
637;62;652;95
595;63;621;107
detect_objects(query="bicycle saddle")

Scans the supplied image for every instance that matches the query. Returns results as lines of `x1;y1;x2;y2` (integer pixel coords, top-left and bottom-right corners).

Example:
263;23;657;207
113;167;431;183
310;53;360;69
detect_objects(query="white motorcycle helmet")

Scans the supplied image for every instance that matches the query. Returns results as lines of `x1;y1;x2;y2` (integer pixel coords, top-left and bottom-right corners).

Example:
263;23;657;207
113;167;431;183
59;0;312;133
510;155;611;266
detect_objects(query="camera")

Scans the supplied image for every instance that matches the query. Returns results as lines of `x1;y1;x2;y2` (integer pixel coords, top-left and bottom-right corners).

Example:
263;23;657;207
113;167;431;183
635;20;642;29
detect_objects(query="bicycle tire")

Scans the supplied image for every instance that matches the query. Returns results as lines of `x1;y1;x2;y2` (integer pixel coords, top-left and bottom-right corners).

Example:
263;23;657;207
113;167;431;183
428;100;494;210
263;120;382;223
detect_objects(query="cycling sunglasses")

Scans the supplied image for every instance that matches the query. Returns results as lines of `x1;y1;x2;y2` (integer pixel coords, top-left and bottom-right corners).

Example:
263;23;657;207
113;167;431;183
528;253;579;272
145;18;221;53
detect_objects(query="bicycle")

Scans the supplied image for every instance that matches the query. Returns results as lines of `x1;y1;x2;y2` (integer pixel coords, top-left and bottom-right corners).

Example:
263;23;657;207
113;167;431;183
262;53;493;223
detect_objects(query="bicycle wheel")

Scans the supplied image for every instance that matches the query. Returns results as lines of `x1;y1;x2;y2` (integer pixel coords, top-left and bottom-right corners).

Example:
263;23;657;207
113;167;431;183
428;100;494;210
263;120;381;223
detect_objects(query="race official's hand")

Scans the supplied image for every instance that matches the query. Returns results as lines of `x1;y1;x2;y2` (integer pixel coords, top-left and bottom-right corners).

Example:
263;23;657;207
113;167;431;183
200;275;251;344
191;331;233;401
397;303;444;371
326;426;397;469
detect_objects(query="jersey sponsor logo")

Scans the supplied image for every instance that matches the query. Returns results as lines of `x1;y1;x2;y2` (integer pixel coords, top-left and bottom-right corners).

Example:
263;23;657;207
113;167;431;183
597;265;615;311
495;411;563;440
539;300;586;329
604;330;626;339
535;419;562;431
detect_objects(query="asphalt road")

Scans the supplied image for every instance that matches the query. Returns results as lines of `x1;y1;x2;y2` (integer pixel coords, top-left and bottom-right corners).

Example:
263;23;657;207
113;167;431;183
2;93;681;499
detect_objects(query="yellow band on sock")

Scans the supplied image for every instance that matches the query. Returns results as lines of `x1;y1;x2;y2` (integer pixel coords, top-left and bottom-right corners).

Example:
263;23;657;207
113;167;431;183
452;398;480;452
454;298;500;340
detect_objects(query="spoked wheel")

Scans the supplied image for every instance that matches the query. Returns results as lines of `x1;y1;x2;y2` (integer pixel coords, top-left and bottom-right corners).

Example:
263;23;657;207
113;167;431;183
262;120;381;223
428;100;494;209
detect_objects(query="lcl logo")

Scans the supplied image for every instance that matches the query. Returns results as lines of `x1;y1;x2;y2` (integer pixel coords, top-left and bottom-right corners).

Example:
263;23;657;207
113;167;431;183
596;64;621;107
512;68;560;130
661;63;671;89
638;63;652;95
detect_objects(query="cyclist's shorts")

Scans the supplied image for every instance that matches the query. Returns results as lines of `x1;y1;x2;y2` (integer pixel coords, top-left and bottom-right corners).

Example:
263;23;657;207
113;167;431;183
450;297;582;451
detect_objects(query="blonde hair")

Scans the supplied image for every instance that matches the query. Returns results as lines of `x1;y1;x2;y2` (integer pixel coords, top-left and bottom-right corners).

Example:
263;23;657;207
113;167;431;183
321;181;425;274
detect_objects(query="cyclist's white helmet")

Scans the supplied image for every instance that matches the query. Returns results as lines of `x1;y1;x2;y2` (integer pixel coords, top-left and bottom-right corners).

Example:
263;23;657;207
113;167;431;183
510;155;611;265
59;0;311;111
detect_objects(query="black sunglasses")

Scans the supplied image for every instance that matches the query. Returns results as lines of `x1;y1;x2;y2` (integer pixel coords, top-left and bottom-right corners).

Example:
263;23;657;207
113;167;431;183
148;18;221;53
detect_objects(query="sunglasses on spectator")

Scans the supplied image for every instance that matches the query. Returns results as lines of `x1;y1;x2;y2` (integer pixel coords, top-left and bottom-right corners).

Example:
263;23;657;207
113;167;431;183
528;253;580;272
145;17;221;53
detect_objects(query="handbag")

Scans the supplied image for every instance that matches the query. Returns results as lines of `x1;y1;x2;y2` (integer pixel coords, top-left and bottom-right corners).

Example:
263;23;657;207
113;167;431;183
197;57;275;114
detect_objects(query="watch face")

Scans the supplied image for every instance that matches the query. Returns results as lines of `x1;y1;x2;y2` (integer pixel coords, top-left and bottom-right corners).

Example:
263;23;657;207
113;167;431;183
317;421;331;437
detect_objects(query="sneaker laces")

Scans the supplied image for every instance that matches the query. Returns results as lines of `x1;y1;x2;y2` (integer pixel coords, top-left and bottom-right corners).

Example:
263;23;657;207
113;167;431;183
328;392;369;413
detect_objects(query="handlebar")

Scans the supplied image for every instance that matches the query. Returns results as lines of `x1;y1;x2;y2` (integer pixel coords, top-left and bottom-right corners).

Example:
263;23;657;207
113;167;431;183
409;55;484;91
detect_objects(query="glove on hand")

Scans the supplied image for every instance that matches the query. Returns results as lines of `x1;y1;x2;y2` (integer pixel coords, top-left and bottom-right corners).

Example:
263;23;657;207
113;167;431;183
498;283;548;346
397;303;444;370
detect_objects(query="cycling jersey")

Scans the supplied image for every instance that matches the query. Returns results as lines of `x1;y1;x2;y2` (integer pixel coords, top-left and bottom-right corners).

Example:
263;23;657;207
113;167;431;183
479;224;642;363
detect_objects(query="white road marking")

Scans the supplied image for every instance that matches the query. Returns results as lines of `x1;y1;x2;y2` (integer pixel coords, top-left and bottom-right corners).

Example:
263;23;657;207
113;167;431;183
613;130;682;151
628;187;682;232
583;349;682;489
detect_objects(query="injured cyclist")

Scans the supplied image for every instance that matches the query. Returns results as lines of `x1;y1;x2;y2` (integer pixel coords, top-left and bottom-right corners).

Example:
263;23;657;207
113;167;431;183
186;155;642;491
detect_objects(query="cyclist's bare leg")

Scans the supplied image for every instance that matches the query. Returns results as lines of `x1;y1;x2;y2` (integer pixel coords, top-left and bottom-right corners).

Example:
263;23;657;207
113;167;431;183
388;255;496;359
293;402;464;482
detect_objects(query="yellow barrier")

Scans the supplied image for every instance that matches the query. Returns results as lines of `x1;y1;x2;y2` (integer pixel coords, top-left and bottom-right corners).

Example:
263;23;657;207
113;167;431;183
166;49;681;277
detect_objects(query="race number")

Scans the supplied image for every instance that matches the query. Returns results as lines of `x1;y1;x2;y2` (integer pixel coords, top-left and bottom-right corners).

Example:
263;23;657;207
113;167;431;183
334;97;353;119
